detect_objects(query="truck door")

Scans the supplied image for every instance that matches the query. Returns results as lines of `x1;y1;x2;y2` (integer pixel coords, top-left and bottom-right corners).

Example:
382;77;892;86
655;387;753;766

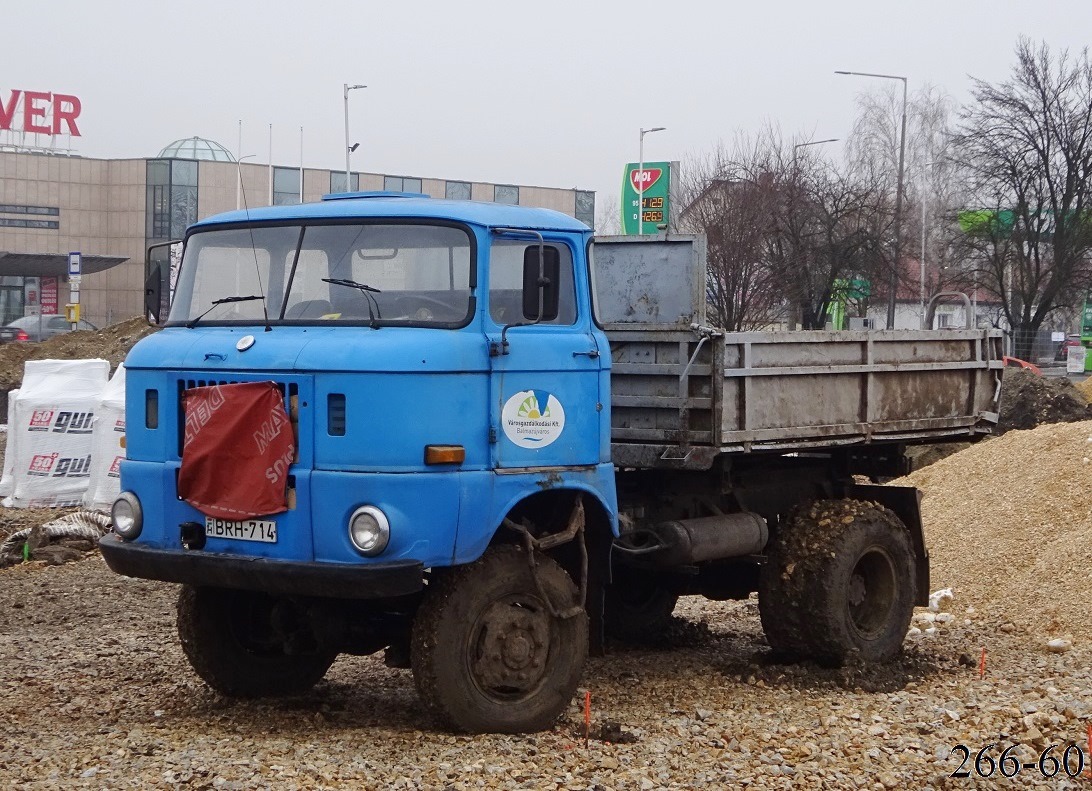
487;236;602;469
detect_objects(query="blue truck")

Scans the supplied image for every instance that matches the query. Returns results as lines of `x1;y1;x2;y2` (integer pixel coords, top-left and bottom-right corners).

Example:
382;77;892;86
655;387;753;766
100;192;1004;733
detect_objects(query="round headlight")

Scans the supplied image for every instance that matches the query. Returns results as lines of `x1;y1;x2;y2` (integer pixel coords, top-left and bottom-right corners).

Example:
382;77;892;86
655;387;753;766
348;505;390;556
111;492;143;540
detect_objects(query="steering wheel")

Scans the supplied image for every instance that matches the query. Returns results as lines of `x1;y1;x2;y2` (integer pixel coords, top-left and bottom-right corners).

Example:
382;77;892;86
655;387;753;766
393;295;461;322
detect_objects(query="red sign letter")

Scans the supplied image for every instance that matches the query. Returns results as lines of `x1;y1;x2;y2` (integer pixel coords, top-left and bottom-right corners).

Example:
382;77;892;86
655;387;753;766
52;93;81;136
0;90;20;131
23;91;51;134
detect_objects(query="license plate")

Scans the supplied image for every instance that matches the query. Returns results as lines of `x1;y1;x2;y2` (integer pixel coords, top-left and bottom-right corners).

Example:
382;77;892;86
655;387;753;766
204;517;278;543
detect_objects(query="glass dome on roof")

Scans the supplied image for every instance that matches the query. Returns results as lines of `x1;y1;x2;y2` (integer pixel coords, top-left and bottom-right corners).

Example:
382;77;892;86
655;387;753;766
157;136;236;162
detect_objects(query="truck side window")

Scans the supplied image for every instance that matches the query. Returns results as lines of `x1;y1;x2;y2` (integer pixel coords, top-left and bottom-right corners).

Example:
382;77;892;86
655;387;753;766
489;242;576;325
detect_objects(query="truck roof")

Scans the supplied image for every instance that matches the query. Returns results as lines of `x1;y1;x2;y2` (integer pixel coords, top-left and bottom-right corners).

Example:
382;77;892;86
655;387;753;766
190;193;592;234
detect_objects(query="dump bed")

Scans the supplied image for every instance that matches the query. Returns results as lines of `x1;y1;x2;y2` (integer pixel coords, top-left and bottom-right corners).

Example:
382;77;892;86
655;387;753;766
592;236;1003;470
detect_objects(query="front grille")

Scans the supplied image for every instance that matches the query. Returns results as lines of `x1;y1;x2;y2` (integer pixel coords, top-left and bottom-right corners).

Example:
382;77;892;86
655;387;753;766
176;378;300;457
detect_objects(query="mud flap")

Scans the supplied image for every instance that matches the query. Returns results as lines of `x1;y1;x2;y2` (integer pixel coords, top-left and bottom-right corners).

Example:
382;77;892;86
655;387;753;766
845;483;930;607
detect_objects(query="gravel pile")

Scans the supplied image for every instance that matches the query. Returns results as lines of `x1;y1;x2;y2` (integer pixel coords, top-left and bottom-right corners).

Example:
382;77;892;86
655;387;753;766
899;419;1092;642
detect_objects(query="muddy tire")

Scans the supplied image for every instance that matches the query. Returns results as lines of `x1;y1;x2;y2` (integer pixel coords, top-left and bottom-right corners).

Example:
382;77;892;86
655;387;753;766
759;500;916;666
410;544;588;733
177;586;336;698
604;566;678;643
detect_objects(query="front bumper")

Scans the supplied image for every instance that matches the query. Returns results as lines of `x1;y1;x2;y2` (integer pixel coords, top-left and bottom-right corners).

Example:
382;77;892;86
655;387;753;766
99;535;424;600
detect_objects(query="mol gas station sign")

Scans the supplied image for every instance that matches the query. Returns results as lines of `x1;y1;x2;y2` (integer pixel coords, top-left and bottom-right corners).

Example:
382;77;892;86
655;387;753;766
621;161;677;235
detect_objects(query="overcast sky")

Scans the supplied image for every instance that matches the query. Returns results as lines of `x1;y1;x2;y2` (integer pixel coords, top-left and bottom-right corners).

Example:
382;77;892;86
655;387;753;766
6;1;1092;225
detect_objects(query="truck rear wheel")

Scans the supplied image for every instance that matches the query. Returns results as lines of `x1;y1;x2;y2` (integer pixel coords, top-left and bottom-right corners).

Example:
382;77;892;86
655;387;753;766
177;586;336;698
758;500;915;666
410;544;588;733
604;565;678;643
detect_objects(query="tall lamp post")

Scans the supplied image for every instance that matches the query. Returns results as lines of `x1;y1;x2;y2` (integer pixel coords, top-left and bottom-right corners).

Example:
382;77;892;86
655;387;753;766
919;160;937;329
792;137;839;163
836;70;907;330
791;138;839;329
235;154;256;210
638;126;666;235
343;83;367;191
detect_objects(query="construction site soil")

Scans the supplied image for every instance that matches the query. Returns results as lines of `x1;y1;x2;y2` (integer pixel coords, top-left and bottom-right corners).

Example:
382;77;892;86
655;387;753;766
0;321;1090;788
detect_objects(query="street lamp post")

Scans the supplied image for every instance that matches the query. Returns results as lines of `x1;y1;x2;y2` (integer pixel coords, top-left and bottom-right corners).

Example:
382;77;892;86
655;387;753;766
919;160;937;329
791;138;839;163
638;127;666;235
235;154;256;210
343;83;366;192
836;70;908;330
791;138;839;330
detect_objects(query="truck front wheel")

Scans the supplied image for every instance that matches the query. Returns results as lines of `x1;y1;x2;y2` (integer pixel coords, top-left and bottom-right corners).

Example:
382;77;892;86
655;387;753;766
758;500;915;666
177;586;336;698
410;544;588;733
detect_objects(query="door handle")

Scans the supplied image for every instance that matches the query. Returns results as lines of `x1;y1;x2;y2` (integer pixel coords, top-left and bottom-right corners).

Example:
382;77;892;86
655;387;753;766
573;350;600;359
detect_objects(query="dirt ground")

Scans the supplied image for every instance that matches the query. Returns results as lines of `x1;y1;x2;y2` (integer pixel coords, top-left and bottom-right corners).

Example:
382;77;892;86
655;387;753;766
0;558;1090;790
1;325;1091;788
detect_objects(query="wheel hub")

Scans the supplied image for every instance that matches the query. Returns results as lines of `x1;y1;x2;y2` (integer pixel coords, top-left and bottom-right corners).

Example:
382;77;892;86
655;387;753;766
472;598;551;694
847;547;897;639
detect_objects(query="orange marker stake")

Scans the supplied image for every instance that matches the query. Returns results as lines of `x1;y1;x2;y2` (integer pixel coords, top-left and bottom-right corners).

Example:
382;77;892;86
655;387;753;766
1085;722;1091;778
978;647;986;679
584;690;591;748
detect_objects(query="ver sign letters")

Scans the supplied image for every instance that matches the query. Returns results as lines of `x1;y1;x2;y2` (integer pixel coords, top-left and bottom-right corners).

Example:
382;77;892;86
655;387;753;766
0;90;82;136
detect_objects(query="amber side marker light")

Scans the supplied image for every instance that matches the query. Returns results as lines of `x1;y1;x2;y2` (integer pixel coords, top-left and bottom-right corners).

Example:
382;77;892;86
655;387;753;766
424;445;466;465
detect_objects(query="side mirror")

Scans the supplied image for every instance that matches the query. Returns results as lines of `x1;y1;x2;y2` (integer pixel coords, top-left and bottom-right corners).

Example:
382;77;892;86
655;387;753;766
144;266;162;325
521;245;560;321
145;240;182;325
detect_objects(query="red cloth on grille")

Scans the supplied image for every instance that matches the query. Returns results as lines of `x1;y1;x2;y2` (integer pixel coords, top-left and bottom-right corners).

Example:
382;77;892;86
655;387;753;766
178;381;295;520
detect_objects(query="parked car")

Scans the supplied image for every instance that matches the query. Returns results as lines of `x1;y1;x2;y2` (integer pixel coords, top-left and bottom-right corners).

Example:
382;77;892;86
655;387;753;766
1055;334;1083;361
3;314;97;342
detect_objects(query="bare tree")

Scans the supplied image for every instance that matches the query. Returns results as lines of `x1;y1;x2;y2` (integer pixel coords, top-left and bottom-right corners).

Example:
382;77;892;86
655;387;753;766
679;142;782;330
847;84;965;321
681;129;890;330
955;39;1092;356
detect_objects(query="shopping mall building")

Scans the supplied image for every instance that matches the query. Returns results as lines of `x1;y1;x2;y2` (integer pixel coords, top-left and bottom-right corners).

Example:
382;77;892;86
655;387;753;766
0;137;596;328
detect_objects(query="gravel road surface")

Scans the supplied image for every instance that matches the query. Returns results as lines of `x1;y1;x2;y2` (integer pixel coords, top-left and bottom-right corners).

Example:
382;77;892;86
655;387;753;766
1;557;1090;789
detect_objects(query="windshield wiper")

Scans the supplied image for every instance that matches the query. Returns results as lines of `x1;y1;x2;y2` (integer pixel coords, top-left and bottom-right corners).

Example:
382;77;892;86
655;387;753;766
322;277;381;293
321;277;383;327
186;295;265;328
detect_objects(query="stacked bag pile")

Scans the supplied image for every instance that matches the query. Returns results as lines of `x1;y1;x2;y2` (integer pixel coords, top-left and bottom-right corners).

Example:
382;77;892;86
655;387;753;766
0;359;126;511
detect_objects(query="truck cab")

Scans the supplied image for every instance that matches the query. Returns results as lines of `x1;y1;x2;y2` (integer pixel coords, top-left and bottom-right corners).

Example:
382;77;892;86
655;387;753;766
102;193;615;733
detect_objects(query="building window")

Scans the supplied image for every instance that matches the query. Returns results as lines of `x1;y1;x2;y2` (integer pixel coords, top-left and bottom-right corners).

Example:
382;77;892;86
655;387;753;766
0;204;60;216
445;181;471;200
170;160;198;238
0;218;59;229
575;190;595;228
273;167;301;205
146;158;198;241
384;175;423;194
494;185;519;205
330;172;359;193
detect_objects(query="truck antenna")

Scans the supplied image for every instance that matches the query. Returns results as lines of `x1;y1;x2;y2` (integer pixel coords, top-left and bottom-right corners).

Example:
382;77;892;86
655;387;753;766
237;167;271;332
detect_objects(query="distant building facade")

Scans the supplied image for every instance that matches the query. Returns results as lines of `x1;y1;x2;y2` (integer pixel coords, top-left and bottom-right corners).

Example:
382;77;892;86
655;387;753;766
0;137;596;327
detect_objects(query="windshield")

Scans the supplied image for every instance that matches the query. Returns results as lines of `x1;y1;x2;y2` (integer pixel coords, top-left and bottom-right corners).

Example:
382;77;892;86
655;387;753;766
168;223;474;327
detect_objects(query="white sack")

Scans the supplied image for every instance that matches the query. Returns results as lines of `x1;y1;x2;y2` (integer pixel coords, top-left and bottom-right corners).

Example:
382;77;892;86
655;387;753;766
6;359;110;508
0;388;20;497
83;364;126;511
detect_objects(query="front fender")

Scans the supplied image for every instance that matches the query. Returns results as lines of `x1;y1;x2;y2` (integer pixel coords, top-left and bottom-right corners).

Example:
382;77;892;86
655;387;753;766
452;462;618;564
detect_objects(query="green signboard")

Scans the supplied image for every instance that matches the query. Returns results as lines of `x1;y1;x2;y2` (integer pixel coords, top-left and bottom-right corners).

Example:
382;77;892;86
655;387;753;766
621;161;672;235
1082;292;1092;338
